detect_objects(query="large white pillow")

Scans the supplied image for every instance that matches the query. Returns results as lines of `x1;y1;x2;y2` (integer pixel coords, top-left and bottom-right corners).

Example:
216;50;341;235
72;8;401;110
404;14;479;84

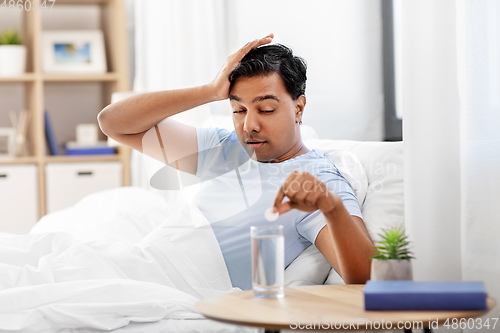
286;139;404;286
316;147;368;206
31;187;172;244
284;243;332;287
305;139;404;242
284;140;370;286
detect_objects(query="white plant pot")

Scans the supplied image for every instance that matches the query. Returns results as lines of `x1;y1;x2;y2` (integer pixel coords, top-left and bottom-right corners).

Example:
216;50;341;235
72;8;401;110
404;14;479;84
0;45;26;77
370;259;413;281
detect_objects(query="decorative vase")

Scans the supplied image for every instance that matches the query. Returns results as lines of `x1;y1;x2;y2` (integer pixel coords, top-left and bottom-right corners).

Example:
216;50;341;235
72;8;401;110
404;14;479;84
0;45;26;77
370;259;413;281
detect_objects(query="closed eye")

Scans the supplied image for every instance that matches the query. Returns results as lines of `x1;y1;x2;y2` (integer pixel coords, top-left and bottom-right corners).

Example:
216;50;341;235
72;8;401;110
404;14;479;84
232;110;274;113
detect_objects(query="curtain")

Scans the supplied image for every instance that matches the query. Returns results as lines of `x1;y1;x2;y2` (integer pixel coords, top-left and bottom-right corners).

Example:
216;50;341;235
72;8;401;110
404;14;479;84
402;0;500;331
457;1;500;330
133;0;229;120
134;0;227;91
131;0;228;203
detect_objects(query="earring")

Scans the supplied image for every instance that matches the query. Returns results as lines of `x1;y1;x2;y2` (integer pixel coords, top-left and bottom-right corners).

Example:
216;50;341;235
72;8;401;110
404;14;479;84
296;112;302;123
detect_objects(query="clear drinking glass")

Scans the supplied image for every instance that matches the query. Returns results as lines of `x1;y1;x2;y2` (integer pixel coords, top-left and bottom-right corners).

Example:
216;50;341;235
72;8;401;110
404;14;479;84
250;224;285;298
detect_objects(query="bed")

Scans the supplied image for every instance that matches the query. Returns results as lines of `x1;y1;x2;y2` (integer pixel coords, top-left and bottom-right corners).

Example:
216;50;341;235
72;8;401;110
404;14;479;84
0;138;403;333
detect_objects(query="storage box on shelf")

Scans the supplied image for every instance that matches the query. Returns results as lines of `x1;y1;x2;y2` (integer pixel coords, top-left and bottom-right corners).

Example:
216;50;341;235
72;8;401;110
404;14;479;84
0;0;130;232
45;162;122;214
0;164;39;234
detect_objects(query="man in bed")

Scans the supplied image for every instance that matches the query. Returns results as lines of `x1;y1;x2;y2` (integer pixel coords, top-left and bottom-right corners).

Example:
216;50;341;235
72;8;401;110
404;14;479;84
97;33;375;290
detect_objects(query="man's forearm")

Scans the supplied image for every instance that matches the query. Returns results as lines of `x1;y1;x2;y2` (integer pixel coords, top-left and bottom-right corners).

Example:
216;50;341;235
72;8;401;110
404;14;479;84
98;84;217;136
323;201;375;284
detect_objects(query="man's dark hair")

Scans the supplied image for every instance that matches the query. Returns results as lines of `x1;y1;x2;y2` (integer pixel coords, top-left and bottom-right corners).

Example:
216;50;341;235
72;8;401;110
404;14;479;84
229;43;307;101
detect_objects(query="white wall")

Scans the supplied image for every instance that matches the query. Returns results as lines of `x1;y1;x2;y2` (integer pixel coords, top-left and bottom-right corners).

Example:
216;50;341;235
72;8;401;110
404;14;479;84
226;0;384;141
0;1;384;143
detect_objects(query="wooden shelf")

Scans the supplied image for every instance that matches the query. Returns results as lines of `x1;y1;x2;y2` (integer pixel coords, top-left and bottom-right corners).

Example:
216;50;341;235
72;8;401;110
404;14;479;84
0;73;37;83
0;156;39;165
0;0;130;221
56;0;111;4
43;154;120;163
42;73;119;82
0;73;118;83
0;153;120;167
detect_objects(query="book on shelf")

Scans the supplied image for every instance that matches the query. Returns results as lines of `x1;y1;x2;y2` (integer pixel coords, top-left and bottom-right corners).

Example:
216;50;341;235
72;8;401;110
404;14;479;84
44;110;59;155
364;280;488;311
64;140;116;156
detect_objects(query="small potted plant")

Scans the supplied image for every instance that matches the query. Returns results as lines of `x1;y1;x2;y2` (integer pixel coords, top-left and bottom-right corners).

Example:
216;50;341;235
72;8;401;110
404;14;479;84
370;226;414;281
0;29;26;77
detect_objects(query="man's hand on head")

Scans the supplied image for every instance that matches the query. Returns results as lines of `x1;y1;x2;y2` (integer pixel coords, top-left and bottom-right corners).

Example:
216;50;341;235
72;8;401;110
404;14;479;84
207;33;274;101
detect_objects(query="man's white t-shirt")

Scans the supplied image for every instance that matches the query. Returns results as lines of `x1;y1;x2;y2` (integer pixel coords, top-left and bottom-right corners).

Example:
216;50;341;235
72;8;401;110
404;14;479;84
193;127;362;290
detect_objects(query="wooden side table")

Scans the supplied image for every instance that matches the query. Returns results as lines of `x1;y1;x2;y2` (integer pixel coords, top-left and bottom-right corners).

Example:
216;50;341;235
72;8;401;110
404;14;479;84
196;284;496;332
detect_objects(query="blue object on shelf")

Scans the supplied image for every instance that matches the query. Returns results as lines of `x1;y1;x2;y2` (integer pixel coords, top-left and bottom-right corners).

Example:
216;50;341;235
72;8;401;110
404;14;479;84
64;140;116;155
65;147;116;155
364;280;488;311
44;110;59;155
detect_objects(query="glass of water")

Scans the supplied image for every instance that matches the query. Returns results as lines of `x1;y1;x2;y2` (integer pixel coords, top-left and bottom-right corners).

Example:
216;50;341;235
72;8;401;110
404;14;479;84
250;224;285;298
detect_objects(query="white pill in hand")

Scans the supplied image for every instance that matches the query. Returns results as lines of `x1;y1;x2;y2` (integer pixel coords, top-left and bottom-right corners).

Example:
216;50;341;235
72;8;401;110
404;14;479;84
265;207;279;222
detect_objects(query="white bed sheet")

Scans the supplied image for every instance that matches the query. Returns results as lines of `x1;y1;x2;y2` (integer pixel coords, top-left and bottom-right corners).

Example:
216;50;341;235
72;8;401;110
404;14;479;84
0;187;242;332
60;318;262;333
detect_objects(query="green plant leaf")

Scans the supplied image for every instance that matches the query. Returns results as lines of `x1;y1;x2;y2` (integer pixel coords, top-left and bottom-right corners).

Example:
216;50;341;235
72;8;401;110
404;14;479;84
371;226;415;260
0;30;22;45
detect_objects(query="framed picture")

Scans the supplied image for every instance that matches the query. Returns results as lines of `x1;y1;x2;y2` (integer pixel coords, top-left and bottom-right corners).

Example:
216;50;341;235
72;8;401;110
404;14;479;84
0;128;16;157
42;30;107;73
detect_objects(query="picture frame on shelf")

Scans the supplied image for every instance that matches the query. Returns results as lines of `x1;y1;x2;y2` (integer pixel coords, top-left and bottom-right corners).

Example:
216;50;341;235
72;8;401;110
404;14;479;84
41;30;107;74
0;128;16;158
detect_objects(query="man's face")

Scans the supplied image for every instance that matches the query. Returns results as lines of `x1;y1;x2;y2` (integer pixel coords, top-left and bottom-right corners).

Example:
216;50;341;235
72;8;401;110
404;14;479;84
229;73;304;162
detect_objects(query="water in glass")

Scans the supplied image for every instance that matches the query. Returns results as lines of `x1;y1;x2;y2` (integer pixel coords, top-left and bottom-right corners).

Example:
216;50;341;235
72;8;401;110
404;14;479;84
251;230;284;298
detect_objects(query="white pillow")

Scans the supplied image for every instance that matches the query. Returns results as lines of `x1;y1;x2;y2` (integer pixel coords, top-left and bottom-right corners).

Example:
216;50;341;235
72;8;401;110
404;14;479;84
328;140;404;284
284;244;332;287
284;140;369;286
304;140;404;241
31;187;172;244
315;148;368;207
302;127;368;208
286;140;404;286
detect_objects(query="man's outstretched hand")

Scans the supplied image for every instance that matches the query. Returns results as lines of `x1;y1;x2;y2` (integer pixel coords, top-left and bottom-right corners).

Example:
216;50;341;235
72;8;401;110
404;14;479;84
273;170;340;216
273;170;374;285
208;33;274;101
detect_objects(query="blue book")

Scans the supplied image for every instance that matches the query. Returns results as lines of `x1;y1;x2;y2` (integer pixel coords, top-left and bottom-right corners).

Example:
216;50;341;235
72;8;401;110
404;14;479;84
64;141;116;155
364;280;487;311
44;110;59;155
65;147;116;155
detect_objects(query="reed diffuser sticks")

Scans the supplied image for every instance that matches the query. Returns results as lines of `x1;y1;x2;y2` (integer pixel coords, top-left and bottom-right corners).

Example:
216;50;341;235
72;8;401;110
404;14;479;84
9;109;31;156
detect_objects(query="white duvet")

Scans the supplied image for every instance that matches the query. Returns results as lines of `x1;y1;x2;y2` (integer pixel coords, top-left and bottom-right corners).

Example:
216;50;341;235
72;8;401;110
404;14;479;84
0;187;241;332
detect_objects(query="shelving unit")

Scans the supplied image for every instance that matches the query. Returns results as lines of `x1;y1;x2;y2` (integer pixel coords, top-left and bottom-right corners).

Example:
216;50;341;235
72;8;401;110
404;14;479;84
0;0;130;223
